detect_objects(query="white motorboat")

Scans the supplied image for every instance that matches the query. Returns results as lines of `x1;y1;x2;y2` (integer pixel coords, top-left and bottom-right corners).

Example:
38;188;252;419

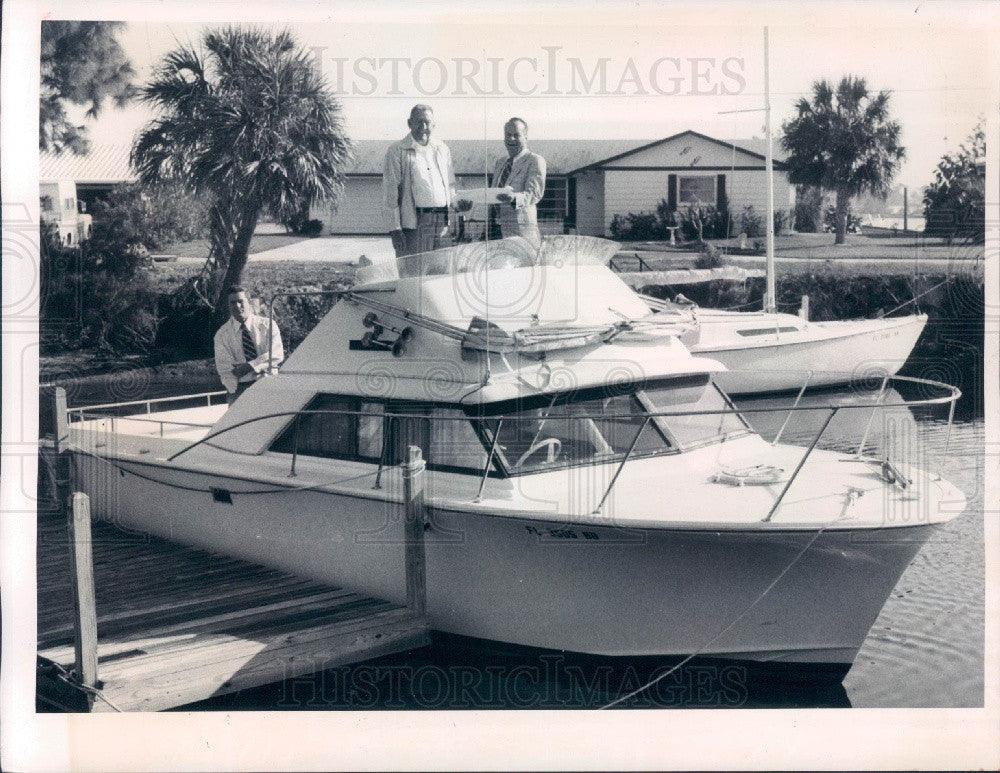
62;236;965;682
677;304;927;395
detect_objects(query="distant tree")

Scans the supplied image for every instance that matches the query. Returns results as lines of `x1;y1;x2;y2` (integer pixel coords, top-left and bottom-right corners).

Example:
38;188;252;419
40;21;135;154
781;76;905;245
132;27;353;324
923;121;985;242
87;182;210;275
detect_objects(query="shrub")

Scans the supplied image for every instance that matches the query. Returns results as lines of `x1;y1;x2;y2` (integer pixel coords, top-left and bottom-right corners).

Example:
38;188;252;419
40;222;160;354
88;182;209;273
737;206;765;238
794;185;824;232
773;208;789;235
694;242;725;269
822;205;861;234
609;211;665;241
302;219;324;237
677;204;731;242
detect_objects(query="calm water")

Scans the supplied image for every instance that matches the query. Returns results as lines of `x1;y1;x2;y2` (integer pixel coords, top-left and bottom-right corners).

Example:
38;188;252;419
735;388;984;708
49;372;985;710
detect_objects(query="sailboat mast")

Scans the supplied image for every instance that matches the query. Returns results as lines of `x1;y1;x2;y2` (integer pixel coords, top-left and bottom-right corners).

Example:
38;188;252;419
764;26;776;313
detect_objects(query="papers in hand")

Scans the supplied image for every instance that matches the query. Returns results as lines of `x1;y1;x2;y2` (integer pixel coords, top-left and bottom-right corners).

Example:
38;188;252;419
454;187;512;209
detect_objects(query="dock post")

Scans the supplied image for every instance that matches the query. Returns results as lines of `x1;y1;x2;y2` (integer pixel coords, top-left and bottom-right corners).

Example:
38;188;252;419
68;493;99;701
40;386;71;509
401;446;427;615
40;386;100;705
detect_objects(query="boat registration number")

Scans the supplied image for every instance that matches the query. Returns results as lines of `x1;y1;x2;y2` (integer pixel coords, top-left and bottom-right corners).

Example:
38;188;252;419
524;525;600;540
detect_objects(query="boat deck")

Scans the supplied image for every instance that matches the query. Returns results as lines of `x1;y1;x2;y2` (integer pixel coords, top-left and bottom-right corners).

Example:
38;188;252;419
36;506;430;712
69;404;225;442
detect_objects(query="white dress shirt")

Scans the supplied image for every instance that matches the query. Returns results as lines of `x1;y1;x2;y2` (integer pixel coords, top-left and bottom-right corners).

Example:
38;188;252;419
213;314;285;394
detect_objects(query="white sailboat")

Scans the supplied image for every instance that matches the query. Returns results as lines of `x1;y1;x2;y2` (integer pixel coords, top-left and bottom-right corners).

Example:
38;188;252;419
58;235;964;683
649;28;927;395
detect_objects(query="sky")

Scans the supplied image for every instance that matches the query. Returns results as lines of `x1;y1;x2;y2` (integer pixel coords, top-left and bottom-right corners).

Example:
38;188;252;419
63;1;995;192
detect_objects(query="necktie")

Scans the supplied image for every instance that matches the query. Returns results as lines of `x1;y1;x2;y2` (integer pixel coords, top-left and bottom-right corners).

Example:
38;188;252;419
497;158;513;188
241;324;257;362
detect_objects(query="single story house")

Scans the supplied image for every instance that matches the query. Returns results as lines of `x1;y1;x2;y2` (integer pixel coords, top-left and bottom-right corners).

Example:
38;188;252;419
312;130;793;238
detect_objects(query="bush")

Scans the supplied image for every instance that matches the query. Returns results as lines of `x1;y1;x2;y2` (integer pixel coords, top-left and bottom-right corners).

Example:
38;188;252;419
677;204;731;242
794;186;823;232
609;211;665;241
40;222;160;354
822;205;861;234
694;242;725;269
773;208;789;235
737;206;764;238
88;182;209;273
301;219;324;237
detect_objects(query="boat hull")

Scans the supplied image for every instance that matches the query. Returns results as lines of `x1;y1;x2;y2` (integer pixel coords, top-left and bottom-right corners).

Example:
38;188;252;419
72;452;936;674
693;314;927;394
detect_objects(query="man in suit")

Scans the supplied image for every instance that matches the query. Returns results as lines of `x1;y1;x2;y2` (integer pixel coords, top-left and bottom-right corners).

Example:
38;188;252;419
214;286;284;403
493;117;547;244
383;104;459;257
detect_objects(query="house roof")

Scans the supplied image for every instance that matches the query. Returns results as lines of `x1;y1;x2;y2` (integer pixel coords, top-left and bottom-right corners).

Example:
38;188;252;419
565;130;788;173
39;131;786;184
40;144;135;184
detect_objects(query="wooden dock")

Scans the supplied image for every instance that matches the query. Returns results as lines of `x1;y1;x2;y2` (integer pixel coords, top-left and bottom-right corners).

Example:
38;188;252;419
36;507;430;712
36;386;432;712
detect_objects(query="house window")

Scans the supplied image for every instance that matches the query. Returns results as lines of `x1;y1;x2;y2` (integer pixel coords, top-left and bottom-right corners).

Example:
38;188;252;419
677;176;716;206
537;177;568;225
40;196;53;212
64;197;76;212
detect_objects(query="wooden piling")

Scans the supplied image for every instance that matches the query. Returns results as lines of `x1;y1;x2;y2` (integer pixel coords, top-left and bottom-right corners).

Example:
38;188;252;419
402;445;427;615
68;493;99;697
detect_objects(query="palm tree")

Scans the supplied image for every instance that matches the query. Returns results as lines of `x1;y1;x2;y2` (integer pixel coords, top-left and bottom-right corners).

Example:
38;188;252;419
781;76;905;245
133;27;352;322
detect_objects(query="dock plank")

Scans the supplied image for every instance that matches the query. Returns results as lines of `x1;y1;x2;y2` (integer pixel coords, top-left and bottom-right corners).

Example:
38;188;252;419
37;505;431;712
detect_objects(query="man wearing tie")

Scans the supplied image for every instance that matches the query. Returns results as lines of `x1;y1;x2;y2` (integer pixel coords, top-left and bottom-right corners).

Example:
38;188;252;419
494;118;547;244
214;286;284;403
383;104;459;257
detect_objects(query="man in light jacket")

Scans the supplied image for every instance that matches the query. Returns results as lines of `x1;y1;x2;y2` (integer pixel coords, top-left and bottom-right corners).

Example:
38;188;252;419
493;117;547;245
383;104;458;257
214;286;284;402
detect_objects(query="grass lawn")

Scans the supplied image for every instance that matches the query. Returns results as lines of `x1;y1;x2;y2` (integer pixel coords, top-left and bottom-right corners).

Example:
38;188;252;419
150;260;356;294
156;232;311;260
628;232;983;262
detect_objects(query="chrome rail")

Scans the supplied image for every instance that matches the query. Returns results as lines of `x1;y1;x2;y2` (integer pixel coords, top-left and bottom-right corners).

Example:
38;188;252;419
70;374;961;519
66;391;226;423
771;370;812;446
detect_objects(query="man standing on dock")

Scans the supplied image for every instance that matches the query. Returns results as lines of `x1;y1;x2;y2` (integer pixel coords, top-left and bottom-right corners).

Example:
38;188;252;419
214;286;284;403
383;104;461;257
493;117;546;244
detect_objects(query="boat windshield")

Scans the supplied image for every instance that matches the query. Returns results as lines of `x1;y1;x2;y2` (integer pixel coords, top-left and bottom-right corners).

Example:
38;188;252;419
387;235;621;280
477;375;751;474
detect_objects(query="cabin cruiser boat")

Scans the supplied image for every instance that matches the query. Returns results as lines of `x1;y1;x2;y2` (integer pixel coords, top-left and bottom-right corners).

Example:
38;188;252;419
62;236;964;682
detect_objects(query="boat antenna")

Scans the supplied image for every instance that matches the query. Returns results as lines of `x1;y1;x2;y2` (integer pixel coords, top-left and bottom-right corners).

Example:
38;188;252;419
763;25;777;313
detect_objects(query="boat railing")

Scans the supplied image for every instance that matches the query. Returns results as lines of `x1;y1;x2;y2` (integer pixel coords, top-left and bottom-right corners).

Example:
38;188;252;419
129;373;962;522
65;390;227;423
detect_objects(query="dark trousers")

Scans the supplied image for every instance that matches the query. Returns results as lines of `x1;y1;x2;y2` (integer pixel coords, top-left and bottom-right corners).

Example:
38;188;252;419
227;379;256;404
392;210;450;257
